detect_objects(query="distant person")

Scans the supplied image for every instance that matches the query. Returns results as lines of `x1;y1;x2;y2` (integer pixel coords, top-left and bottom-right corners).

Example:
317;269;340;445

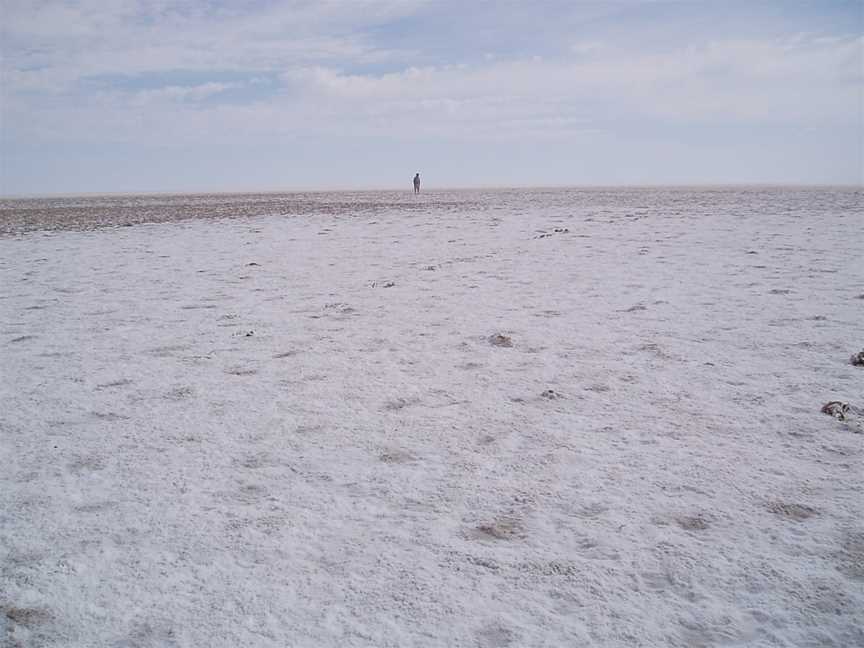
413;173;421;194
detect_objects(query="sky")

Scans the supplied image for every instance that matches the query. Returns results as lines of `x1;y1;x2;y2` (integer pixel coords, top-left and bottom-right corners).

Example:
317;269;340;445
1;0;862;195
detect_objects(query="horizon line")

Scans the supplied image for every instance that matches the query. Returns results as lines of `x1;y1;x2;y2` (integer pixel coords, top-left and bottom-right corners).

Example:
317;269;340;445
2;181;861;200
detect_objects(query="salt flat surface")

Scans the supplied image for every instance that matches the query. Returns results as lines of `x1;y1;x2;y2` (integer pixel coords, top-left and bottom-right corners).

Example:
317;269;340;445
1;187;862;647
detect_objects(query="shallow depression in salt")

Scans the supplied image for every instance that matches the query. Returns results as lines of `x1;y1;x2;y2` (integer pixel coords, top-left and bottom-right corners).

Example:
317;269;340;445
1;187;863;647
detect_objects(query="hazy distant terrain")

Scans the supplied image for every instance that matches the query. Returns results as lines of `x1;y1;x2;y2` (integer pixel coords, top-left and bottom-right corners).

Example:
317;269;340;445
1;187;862;646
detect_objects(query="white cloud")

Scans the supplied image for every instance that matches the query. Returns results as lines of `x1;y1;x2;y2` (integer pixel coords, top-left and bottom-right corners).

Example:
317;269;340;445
1;0;426;93
131;81;239;103
569;41;605;56
273;35;861;131
2;2;861;150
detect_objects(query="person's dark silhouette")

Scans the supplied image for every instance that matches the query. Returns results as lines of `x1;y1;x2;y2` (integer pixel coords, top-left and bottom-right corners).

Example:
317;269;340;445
413;173;421;194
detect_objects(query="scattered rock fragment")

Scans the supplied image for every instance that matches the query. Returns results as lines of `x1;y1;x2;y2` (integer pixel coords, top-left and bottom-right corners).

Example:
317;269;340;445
766;501;819;521
3;605;53;627
379;449;414;464
850;351;864;366
471;517;524;541
541;389;562;400
676;515;710;531
226;366;257;376
488;334;513;348
821;401;849;421
534;228;569;239
324;302;355;314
